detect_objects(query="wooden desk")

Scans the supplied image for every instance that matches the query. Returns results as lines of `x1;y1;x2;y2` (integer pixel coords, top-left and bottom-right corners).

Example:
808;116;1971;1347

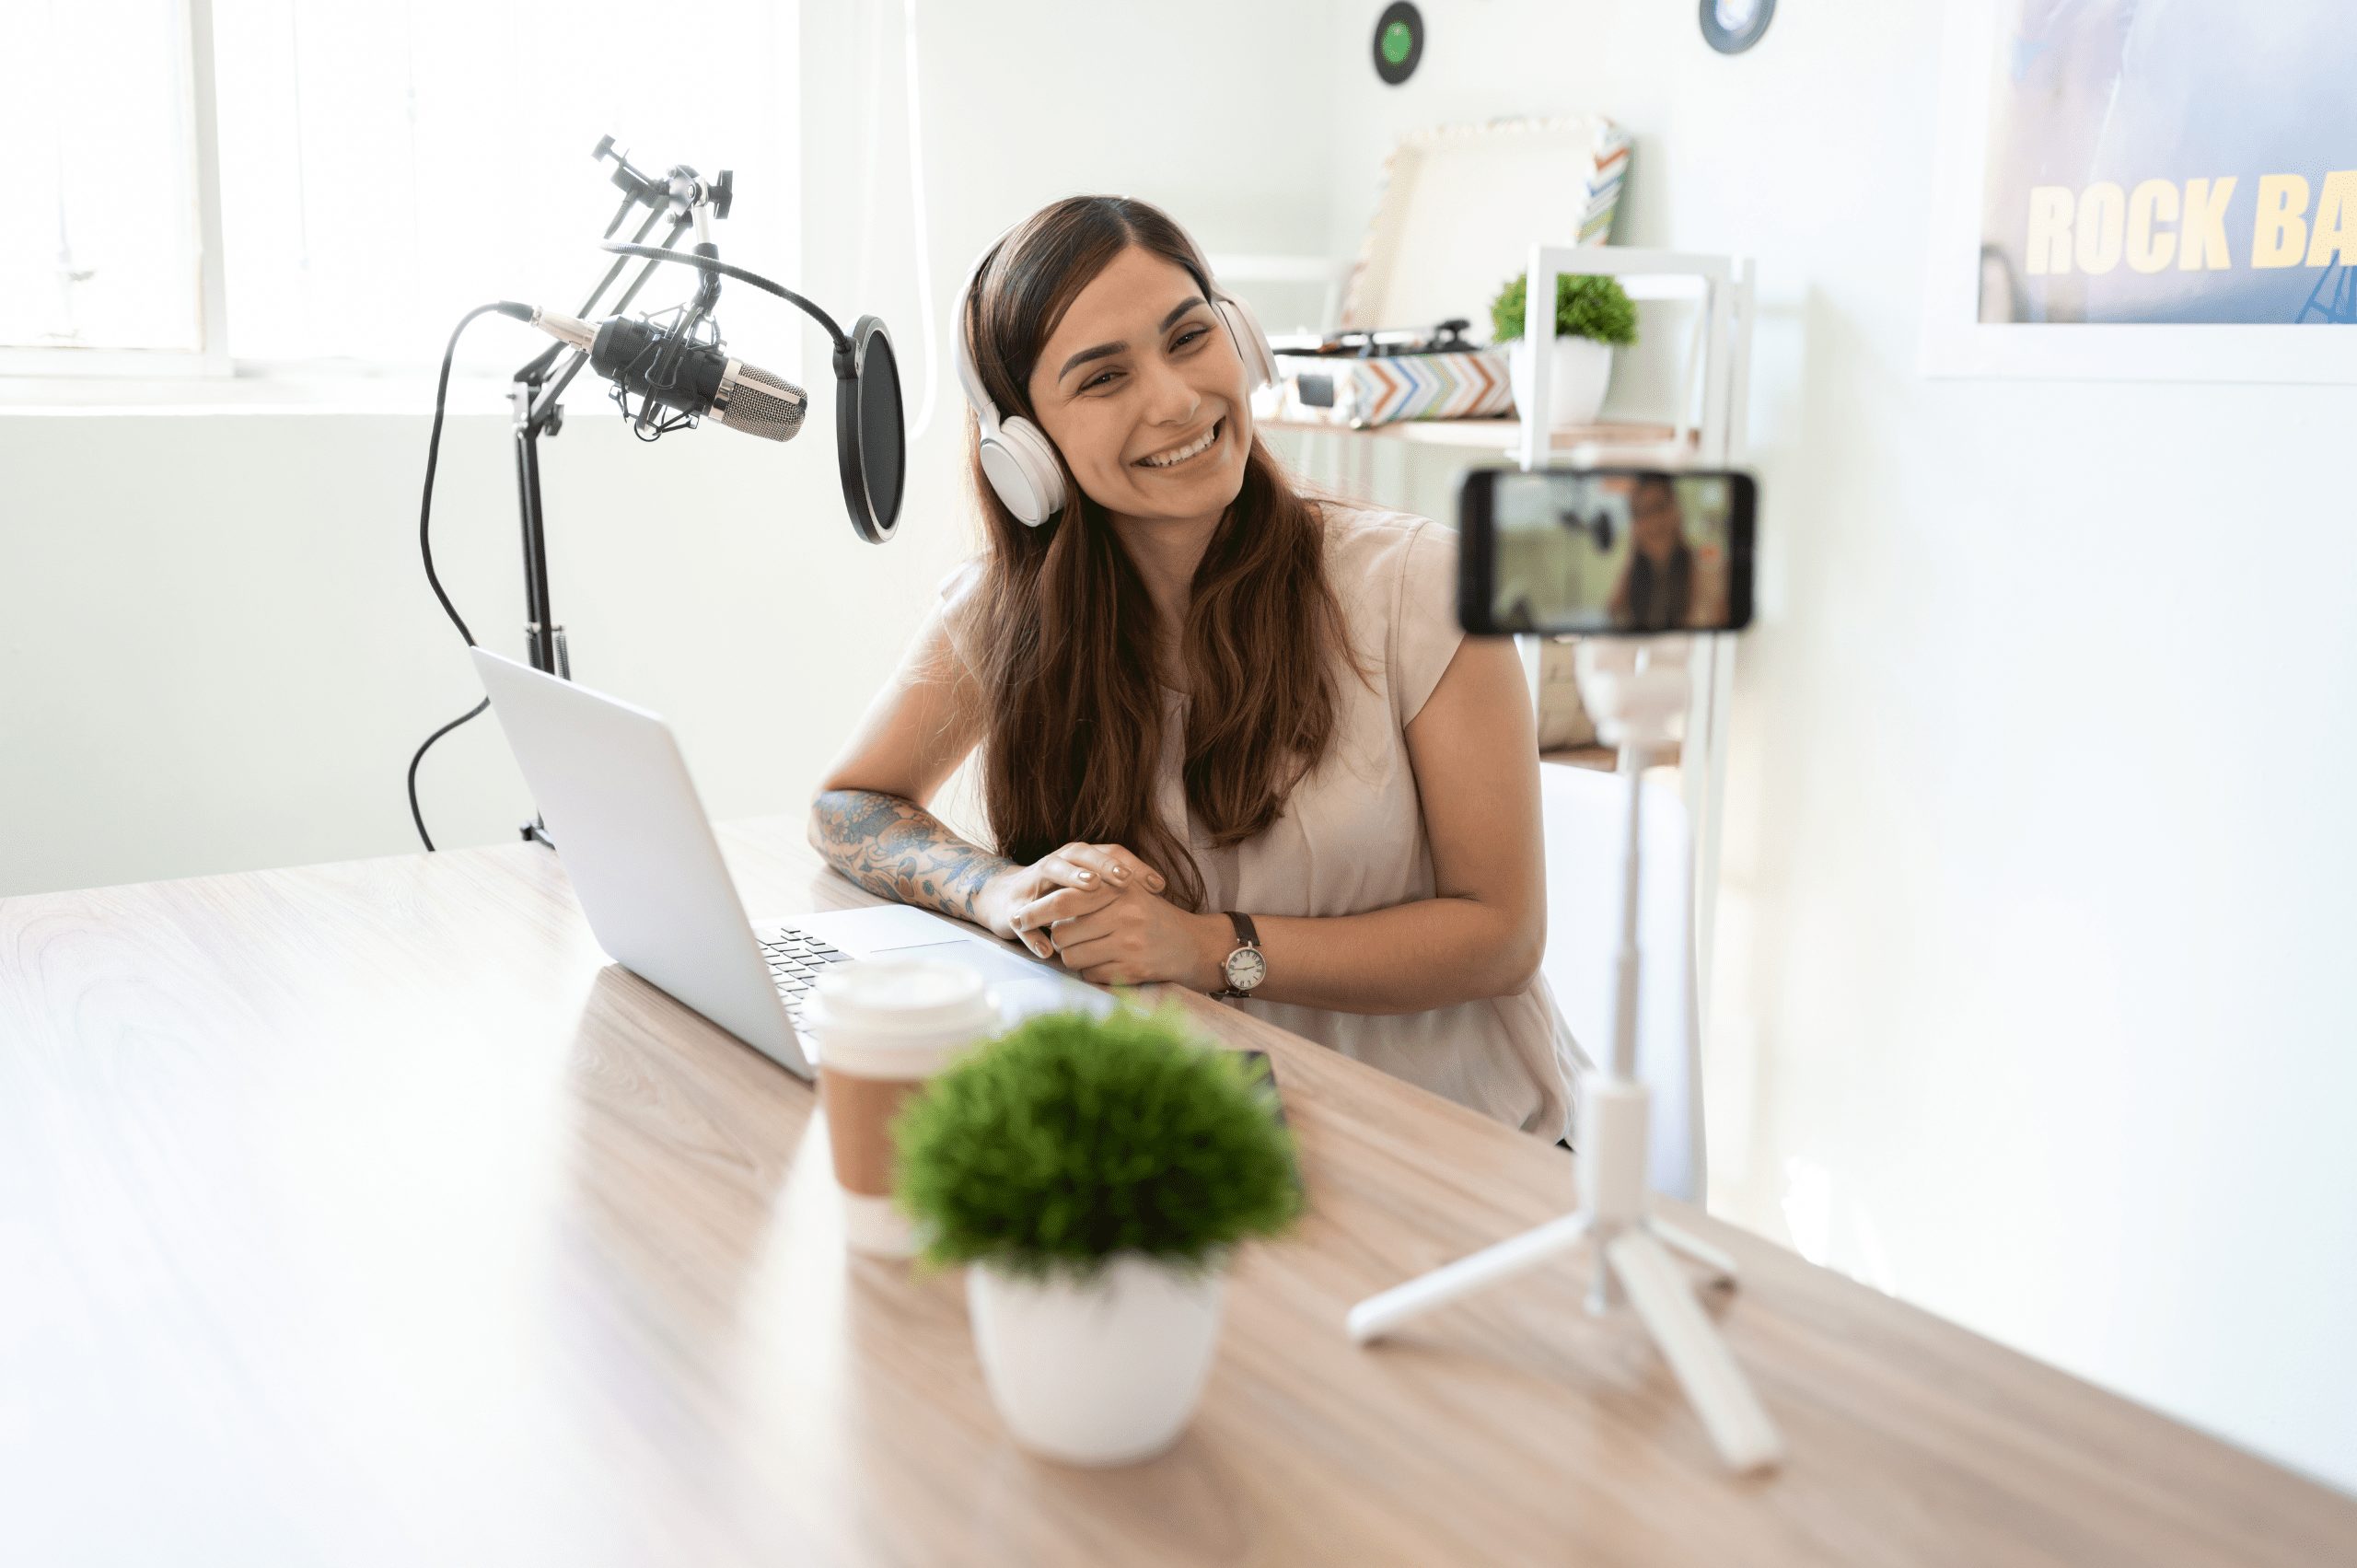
4;821;2351;1566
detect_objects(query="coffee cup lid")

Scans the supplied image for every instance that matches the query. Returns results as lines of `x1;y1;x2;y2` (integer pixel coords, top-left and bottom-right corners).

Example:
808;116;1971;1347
807;958;992;1038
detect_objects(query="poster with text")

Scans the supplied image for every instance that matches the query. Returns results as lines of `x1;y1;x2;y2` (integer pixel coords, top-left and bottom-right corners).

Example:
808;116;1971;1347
1977;2;2357;327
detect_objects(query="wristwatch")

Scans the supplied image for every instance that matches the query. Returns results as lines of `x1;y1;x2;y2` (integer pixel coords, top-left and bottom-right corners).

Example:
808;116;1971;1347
1210;912;1267;1000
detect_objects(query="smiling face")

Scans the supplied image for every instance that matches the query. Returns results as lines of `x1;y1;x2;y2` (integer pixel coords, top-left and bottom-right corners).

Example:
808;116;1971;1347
1631;479;1686;563
1024;245;1250;530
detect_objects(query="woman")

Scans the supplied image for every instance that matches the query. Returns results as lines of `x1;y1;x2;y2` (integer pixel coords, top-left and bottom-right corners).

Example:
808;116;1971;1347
1608;474;1696;633
807;196;1581;1140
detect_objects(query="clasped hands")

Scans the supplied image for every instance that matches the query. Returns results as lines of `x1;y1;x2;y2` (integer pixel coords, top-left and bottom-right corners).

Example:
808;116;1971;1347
975;841;1223;993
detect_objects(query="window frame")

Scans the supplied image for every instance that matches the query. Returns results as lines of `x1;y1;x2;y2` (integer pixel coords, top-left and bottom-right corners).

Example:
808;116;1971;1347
0;0;230;384
0;0;806;410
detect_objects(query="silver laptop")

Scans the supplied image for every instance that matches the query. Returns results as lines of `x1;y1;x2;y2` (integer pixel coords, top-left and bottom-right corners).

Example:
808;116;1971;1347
470;648;1109;1078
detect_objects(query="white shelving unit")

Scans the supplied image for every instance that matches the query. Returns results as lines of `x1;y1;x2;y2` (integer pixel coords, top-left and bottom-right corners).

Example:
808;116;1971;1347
1515;245;1756;1017
1227;245;1758;1026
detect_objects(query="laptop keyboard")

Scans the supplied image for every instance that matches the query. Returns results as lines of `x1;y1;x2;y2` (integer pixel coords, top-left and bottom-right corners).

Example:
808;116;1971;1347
760;927;853;1027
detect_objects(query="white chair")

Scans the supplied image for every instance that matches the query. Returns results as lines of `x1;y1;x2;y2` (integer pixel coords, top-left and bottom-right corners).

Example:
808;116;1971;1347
1536;762;1706;1202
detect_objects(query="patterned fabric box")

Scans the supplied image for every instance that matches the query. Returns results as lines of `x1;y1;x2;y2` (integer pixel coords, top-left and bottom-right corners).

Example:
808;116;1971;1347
1257;323;1515;428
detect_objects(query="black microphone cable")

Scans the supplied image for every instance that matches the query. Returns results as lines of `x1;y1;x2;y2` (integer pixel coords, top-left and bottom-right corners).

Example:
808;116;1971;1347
407;300;533;852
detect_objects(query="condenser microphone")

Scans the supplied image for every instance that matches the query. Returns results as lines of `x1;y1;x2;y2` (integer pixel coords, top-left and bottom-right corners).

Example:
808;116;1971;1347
526;307;808;441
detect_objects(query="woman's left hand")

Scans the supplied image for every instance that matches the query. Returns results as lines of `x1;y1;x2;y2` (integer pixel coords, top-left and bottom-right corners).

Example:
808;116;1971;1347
1012;881;1220;991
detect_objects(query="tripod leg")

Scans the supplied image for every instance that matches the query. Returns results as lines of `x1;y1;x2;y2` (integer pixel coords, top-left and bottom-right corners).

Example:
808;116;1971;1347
1606;1230;1782;1474
1647;1218;1738;1288
1586;1249;1619;1316
1348;1213;1591;1344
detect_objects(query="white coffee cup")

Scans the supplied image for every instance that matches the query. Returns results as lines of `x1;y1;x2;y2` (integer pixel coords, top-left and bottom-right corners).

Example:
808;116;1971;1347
802;958;1001;1258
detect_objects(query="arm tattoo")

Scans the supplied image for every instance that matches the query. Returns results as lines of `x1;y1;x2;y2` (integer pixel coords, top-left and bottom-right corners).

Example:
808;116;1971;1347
807;789;1016;924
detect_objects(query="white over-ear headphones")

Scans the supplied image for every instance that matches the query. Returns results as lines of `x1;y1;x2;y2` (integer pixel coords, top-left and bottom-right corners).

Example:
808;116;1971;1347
952;226;1280;528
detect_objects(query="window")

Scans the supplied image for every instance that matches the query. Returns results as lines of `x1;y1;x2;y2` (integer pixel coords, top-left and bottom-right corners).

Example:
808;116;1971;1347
0;0;208;356
1;0;801;380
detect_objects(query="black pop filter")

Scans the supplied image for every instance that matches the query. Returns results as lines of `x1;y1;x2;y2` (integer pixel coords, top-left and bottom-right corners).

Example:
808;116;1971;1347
838;316;904;543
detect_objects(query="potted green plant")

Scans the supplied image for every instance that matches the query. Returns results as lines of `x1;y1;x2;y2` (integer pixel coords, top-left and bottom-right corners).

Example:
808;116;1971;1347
892;1002;1301;1466
1490;270;1639;428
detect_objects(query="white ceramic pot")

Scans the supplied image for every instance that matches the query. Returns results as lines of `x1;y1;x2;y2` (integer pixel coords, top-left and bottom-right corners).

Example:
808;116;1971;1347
1507;335;1614;428
967;1253;1226;1466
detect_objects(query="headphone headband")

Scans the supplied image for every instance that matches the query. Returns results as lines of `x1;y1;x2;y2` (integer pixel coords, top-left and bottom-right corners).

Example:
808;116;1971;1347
949;230;1016;438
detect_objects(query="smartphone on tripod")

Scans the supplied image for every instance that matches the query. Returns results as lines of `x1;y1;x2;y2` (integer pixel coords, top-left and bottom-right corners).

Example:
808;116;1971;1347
1456;468;1757;637
1360;468;1782;1474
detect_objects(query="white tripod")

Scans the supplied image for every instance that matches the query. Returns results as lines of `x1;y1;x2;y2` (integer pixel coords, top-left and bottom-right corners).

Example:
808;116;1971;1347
1346;635;1783;1475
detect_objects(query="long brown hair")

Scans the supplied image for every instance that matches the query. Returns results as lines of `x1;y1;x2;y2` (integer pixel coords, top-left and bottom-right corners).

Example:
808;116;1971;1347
959;196;1362;913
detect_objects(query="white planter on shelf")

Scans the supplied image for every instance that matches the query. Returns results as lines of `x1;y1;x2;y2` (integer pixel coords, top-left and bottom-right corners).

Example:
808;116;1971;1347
1507;335;1615;428
967;1252;1227;1466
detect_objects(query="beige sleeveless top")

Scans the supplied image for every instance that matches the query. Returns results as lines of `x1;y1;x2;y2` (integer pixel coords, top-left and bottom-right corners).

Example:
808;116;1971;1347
938;502;1583;1141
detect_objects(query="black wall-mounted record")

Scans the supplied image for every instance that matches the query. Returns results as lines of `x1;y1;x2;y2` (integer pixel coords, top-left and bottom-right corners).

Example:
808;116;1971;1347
1374;3;1423;86
1700;0;1774;54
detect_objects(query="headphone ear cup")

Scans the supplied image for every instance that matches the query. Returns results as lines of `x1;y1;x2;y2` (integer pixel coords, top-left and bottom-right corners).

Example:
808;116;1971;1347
977;436;1045;528
984;415;1067;528
1216;293;1280;391
958;227;1069;527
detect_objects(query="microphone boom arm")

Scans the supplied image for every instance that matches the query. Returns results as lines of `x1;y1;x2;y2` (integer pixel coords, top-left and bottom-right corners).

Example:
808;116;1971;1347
503;143;728;757
598;242;855;365
526;212;702;429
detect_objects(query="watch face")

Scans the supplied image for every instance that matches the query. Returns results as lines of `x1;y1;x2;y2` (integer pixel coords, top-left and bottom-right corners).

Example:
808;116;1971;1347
1225;947;1268;991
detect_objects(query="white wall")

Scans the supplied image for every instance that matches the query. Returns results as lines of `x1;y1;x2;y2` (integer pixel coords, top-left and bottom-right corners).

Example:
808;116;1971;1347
0;0;1338;895
6;0;2351;1499
1312;0;2357;1493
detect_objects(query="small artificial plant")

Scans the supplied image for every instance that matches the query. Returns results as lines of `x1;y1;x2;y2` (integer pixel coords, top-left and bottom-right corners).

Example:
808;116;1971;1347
1489;272;1640;348
892;1003;1302;1279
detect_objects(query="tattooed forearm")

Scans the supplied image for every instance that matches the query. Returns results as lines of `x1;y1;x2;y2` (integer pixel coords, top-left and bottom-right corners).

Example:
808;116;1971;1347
807;789;1016;924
